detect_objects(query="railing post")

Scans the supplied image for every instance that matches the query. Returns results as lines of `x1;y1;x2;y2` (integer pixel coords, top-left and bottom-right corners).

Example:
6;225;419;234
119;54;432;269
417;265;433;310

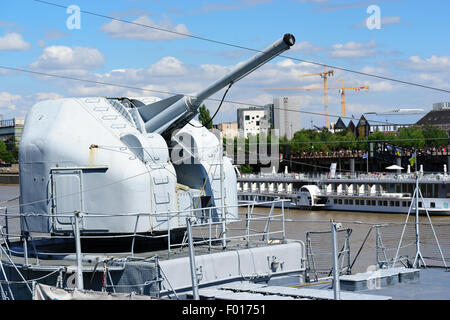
186;217;199;300
375;225;379;268
220;142;227;249
4;207;9;245
246;204;250;247
74;210;84;290
23;236;29;266
331;221;341;300
167;212;171;255
131;215;140;257
222;210;227;249
208;208;212;251
281;199;286;241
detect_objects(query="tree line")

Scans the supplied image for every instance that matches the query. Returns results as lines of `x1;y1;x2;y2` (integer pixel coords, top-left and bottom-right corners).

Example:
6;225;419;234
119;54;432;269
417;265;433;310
0;137;17;164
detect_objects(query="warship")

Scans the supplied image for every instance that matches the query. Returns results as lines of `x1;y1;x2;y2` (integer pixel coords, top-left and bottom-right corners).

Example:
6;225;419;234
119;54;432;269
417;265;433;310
1;33;450;304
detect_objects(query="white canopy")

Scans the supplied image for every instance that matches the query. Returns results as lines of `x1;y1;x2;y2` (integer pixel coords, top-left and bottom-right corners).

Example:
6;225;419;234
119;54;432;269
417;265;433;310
386;165;403;170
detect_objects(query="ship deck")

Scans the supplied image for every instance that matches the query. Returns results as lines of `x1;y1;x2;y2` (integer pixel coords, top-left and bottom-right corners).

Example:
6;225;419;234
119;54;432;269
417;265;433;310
360;267;450;300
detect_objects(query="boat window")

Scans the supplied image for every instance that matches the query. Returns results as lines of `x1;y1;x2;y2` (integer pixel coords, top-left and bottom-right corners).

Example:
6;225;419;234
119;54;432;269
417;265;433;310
431;202;436;208
395;201;400;207
355;200;359;205
402;201;407;207
390;201;394;207
349;200;353;205
419;202;422;208
384;201;388;206
372;200;376;206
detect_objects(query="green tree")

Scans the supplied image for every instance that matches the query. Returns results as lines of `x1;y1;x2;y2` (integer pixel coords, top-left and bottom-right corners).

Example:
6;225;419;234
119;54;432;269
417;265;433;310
421;124;448;148
0;141;13;164
396;126;425;149
4;136;18;162
240;164;255;174
198;104;213;129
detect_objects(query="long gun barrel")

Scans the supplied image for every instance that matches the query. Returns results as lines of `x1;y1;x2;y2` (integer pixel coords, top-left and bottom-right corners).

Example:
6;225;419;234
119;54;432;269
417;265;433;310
137;33;295;137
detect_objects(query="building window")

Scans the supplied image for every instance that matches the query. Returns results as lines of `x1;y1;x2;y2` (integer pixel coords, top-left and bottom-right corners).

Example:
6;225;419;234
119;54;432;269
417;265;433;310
245;115;250;120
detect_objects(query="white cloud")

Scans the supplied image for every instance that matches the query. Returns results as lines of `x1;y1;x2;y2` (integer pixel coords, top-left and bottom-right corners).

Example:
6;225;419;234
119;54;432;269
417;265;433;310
34;92;64;101
405;56;450;73
0;92;22;111
0;32;31;51
31;46;105;70
330;40;377;58
291;41;325;55
19;53;432;126
0;91;66;118
100;16;191;41
147;56;188;76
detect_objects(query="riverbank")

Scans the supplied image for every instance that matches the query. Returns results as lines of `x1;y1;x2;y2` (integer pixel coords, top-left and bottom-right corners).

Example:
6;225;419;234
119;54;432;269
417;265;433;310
0;172;19;184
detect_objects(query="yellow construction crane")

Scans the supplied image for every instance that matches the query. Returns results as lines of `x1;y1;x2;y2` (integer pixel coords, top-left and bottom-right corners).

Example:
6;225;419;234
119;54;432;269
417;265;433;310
337;79;369;117
264;66;335;128
265;76;369;124
294;80;369;117
298;67;335;128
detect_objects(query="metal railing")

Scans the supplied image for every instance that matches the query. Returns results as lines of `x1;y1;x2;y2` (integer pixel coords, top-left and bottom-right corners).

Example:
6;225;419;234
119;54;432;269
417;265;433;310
0;197;288;299
0;197;288;260
240;172;450;182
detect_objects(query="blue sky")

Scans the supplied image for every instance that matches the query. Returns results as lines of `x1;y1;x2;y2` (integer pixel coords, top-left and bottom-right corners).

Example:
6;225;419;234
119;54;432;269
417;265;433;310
0;0;449;128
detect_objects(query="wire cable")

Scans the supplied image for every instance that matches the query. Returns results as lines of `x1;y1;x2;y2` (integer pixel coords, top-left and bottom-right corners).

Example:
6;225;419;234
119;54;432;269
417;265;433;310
0;65;424;127
30;0;450;94
187;83;233;128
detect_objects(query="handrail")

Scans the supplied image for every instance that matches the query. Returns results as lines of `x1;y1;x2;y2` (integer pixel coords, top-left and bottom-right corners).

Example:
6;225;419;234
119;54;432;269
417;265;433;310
0;198;288;259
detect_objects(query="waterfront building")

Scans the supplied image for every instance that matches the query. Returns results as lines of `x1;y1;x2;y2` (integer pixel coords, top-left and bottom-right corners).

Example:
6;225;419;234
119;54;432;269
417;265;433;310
216;121;239;139
237;107;271;138
417;107;450;132
0;117;25;147
273;96;301;140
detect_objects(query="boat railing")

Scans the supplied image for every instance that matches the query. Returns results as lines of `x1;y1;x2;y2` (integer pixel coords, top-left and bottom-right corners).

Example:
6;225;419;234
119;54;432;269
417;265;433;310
0;197;288;263
320;191;409;199
240;172;450;182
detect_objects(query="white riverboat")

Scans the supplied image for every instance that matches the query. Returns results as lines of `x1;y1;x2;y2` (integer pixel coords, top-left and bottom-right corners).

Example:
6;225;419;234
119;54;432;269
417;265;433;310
237;168;450;215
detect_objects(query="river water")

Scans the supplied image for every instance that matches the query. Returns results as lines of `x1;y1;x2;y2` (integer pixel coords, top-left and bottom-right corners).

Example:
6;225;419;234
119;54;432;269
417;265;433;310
2;184;450;273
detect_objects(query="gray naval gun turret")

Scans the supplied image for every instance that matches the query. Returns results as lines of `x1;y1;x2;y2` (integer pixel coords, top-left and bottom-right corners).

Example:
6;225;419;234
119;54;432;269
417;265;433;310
19;34;295;236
